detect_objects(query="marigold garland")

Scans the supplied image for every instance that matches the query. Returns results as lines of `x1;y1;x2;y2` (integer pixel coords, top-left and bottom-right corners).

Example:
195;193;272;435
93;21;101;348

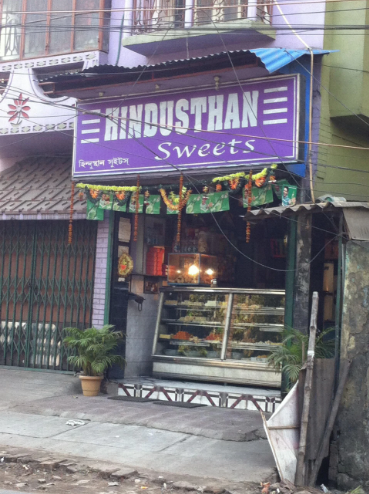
133;175;140;242
68;181;75;245
159;188;192;210
246;170;253;244
176;175;184;247
212;164;277;186
76;183;140;192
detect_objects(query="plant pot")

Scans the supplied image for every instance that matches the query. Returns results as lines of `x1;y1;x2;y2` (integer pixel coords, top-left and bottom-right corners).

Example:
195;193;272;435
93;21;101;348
79;375;103;396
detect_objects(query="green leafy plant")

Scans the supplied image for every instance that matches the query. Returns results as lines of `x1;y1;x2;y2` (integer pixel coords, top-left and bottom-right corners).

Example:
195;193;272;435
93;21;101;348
267;327;335;385
63;325;125;376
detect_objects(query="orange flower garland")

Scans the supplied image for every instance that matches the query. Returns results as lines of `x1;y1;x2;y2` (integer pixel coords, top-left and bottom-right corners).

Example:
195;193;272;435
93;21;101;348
68;181;75;245
246;170;253;243
229;177;240;190
159;188;192;210
176;175;184;247
133;175;140;242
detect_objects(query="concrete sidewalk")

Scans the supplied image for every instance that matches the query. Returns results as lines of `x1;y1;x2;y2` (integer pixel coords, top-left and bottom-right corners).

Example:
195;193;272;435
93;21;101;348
0;368;277;485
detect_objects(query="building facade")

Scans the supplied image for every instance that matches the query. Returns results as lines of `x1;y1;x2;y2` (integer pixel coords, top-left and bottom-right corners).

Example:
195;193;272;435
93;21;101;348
1;1;369;489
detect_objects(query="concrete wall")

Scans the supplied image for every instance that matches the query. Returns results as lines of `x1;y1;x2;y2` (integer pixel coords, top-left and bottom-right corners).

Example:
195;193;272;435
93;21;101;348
124;275;159;378
329;241;369;491
316;0;369;201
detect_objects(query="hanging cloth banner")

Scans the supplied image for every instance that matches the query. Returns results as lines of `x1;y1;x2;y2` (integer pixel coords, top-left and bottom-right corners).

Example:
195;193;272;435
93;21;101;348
128;194;144;213
145;195;161;214
87;198;104;220
85;191;161;219
272;180;290;200
243;184;274;208
186;191;230;214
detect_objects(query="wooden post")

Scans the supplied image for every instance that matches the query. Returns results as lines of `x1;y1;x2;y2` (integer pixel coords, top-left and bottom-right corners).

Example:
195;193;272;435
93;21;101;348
295;291;319;486
308;359;351;486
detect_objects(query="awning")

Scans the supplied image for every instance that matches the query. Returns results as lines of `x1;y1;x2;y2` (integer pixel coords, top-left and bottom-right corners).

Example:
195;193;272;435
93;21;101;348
38;48;333;89
249;48;334;74
0;156;86;220
245;201;369;220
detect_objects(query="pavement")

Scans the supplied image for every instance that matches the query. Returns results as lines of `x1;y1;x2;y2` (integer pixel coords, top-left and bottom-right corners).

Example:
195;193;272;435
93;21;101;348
0;367;277;487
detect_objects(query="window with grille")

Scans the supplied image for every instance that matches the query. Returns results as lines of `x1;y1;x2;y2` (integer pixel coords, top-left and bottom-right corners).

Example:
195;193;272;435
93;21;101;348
0;0;111;61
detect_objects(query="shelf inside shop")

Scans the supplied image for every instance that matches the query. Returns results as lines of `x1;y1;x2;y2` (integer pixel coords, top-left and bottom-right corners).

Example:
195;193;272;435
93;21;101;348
229;342;281;351
231;323;284;331
165;340;222;347
233;307;284;315
164;304;226;310
161;320;224;327
164;305;227;312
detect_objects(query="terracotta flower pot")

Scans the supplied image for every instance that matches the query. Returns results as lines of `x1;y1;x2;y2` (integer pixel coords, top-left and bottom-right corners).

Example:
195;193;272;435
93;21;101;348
79;375;103;396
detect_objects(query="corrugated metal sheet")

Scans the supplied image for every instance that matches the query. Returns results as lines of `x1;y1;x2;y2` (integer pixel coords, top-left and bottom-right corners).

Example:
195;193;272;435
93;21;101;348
39;48;333;82
246;201;369;219
0;156;86;218
250;48;333;73
343;208;369;240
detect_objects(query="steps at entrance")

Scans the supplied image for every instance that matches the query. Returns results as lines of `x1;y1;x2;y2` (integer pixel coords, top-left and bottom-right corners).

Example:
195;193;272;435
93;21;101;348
112;378;282;413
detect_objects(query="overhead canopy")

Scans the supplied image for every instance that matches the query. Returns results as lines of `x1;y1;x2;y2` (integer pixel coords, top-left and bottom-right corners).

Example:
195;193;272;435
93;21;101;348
0;157;86;219
245;201;369;219
39;48;333;99
249;48;333;73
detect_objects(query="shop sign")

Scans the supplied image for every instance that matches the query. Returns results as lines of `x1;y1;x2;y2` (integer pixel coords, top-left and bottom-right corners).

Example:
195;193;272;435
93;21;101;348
74;74;301;178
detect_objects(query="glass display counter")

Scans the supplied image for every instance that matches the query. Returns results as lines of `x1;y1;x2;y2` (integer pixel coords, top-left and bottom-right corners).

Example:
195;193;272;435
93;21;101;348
152;287;285;387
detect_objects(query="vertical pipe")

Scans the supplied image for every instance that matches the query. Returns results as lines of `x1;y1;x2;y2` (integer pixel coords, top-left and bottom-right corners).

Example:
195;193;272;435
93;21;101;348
123;0;133;38
282;218;297;394
247;0;257;21
221;292;233;360
308;48;315;204
184;0;193;27
334;214;343;391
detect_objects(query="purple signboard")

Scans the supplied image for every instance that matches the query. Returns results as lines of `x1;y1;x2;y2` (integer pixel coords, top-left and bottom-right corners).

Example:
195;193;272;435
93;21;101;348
73;74;301;178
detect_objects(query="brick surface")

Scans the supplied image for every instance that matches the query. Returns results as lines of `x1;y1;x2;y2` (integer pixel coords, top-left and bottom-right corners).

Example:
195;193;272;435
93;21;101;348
92;215;110;328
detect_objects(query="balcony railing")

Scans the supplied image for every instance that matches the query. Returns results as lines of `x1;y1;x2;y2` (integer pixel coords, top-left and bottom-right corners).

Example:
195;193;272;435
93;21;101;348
131;0;271;35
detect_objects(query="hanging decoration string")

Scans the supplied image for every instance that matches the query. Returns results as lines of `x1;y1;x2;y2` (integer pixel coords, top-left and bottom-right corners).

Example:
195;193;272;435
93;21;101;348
176;174;184;249
246;170;253;244
133;175;140;242
68;181;75;245
159;188;192;210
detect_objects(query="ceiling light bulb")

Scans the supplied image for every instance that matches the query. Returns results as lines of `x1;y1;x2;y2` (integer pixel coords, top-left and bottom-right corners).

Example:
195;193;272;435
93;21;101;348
205;269;214;276
188;265;199;276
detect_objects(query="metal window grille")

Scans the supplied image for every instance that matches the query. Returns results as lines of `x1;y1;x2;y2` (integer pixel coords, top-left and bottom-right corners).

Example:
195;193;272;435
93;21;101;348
0;220;97;370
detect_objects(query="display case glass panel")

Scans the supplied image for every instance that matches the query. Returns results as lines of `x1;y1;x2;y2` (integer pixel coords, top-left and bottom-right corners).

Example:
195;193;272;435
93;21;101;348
167;254;218;286
155;290;228;359
226;292;285;362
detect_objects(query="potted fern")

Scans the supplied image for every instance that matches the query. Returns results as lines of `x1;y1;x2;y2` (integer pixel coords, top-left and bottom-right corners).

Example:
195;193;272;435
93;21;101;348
64;325;125;396
267;327;334;388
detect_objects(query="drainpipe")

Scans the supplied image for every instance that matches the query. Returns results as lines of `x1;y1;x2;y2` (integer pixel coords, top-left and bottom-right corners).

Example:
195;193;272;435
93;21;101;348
184;0;194;28
334;214;343;391
123;0;134;39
